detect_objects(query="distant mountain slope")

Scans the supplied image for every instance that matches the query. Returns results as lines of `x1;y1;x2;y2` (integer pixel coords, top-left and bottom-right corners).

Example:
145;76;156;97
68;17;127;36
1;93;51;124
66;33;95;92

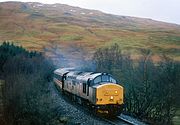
0;1;180;61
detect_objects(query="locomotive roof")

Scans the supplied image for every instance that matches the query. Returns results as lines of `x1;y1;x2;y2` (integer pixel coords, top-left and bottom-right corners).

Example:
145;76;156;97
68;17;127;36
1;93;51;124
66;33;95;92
54;68;116;84
65;70;101;81
54;68;75;75
76;72;102;82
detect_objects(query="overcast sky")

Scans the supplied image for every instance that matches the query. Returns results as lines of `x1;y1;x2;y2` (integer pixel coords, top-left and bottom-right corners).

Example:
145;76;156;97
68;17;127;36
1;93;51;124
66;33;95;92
1;0;180;24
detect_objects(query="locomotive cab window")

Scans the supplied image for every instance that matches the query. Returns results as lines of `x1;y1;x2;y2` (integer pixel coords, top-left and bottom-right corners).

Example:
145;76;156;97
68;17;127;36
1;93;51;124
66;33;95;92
102;75;109;82
94;76;101;84
110;77;116;83
93;75;117;84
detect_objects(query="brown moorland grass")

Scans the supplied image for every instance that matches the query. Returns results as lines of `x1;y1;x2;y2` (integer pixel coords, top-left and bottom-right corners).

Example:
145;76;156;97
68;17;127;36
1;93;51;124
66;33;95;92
0;2;180;61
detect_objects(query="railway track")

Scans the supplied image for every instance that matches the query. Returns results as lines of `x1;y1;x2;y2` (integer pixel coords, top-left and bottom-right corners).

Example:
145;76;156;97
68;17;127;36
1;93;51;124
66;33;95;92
118;114;147;125
53;82;147;125
101;114;147;125
101;116;130;125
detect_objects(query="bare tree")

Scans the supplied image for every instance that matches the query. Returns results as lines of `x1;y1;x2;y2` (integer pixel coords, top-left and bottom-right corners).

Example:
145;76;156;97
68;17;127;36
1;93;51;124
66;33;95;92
93;44;180;124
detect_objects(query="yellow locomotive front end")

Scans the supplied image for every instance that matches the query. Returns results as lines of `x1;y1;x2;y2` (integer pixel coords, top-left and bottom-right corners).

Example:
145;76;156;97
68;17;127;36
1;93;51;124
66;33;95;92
96;83;123;105
93;83;124;115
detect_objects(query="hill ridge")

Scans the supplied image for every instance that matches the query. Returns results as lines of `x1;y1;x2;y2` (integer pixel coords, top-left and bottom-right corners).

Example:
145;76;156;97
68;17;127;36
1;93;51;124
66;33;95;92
0;1;180;61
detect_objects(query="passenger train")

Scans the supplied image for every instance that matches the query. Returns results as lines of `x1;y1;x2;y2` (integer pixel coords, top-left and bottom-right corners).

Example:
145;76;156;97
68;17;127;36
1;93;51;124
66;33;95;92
53;68;124;116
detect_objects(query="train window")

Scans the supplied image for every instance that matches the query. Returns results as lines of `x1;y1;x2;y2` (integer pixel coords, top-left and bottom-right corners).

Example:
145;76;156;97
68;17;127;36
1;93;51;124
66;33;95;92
87;79;90;96
72;80;76;85
110;77;116;83
59;76;62;80
54;74;62;81
102;75;109;82
94;76;101;84
67;82;68;88
83;83;86;93
87;85;89;96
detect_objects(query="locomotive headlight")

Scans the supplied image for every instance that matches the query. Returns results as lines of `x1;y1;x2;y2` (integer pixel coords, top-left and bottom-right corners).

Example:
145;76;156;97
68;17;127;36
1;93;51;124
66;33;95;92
115;90;118;94
110;96;113;99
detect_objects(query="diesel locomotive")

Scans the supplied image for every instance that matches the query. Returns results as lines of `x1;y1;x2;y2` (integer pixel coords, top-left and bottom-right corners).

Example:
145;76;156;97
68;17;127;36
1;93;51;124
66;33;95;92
53;68;124;115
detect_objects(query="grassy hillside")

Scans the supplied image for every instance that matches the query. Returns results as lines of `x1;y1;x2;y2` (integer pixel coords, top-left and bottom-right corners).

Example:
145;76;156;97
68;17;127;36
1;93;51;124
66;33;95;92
0;1;180;61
